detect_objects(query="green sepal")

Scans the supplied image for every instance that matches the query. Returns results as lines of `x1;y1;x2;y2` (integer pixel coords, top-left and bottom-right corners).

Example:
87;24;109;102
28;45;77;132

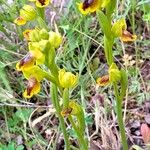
111;18;126;38
97;10;112;39
106;0;117;17
120;69;128;101
44;41;58;76
39;28;49;40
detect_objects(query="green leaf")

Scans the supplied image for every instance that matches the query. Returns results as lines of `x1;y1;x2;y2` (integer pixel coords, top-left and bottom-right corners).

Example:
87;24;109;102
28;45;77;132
97;10;112;39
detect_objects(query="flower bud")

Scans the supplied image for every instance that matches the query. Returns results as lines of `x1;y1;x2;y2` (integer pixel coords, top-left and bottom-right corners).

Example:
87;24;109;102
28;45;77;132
49;31;62;48
20;5;36;21
39;28;49;40
29;29;40;42
59;69;78;88
109;63;121;83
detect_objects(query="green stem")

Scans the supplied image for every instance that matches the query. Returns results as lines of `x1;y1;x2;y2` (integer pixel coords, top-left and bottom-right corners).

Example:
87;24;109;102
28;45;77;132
63;88;70;109
68;116;88;150
104;36;114;65
113;83;128;150
51;84;70;150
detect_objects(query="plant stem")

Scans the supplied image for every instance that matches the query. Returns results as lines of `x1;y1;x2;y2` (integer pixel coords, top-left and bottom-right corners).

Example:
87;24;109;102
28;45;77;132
63;88;70;109
68;116;88;150
51;84;70;150
113;83;128;150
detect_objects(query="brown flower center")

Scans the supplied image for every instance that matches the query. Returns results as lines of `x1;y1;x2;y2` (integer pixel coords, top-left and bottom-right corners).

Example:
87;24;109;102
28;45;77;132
82;0;94;10
26;77;38;96
19;53;34;68
99;75;109;85
38;0;46;5
61;107;73;117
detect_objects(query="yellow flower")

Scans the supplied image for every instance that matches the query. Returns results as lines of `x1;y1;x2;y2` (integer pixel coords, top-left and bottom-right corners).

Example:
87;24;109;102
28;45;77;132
61;107;73;117
23;76;41;98
16;50;45;71
23;29;33;41
111;18;137;42
22;65;47;98
16;53;35;71
20;5;37;21
97;75;109;86
30;0;50;8
59;69;78;88
120;30;137;42
14;16;26;25
78;0;101;15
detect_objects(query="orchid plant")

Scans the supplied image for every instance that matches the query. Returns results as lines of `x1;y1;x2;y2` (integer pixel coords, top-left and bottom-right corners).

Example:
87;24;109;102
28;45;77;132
15;0;137;150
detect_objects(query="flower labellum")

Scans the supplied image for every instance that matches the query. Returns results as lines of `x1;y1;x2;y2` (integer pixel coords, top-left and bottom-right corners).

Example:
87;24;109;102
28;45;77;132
120;30;137;42
97;75;109;86
35;0;50;8
23;77;41;98
78;0;100;15
16;53;35;71
14;16;26;25
23;29;33;41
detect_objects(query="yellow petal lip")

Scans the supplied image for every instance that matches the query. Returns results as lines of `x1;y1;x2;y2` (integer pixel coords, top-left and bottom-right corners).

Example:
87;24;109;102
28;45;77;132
16;53;35;71
97;75;110;86
14;16;26;25
36;0;50;8
23;77;40;98
78;0;100;15
121;30;137;42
